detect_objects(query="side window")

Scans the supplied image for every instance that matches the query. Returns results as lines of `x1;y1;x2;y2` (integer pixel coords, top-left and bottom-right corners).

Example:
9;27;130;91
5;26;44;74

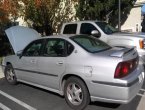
63;24;77;34
43;39;65;57
23;40;43;56
80;23;98;34
66;41;74;56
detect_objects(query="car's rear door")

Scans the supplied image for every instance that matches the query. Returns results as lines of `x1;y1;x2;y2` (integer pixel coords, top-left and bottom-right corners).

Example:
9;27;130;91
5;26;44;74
37;38;66;90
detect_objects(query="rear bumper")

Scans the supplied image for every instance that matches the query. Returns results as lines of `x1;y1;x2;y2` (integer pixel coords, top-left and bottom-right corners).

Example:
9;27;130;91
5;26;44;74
88;71;144;104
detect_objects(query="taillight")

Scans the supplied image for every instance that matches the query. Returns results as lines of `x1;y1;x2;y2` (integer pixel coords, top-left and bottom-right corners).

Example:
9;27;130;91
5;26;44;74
114;57;139;78
139;40;144;49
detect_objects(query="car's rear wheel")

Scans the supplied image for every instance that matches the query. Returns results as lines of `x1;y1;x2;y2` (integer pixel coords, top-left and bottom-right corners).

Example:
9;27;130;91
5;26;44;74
5;64;17;85
64;77;90;110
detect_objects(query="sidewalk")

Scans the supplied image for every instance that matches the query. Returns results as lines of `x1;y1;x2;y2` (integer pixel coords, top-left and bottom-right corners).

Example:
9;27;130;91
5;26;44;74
0;66;4;78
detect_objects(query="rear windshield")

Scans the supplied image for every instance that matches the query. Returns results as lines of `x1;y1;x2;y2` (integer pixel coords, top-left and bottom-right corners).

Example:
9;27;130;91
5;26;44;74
70;35;111;53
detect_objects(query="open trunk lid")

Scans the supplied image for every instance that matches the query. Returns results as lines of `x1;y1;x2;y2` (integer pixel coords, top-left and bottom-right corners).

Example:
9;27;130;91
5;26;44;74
5;26;40;54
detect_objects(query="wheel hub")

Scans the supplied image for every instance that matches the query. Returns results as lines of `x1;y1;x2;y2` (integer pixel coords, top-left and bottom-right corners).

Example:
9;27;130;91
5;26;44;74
7;68;15;81
67;83;83;105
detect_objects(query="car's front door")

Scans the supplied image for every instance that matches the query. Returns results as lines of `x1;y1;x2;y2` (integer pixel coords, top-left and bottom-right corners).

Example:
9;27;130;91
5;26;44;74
16;39;44;83
37;38;66;90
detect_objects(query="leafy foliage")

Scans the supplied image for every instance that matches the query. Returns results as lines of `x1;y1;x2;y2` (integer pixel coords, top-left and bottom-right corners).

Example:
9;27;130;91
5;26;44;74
0;0;21;56
0;0;21;35
20;0;77;34
0;0;137;33
54;0;77;33
0;0;20;23
75;0;136;26
21;0;61;35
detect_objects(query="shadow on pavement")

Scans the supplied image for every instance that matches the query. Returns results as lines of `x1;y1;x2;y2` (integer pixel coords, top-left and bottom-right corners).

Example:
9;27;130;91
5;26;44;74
19;82;64;98
21;81;121;109
90;101;120;108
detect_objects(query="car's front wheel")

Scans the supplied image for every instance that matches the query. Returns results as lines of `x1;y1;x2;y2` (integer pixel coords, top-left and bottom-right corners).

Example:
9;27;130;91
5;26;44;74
5;64;17;85
64;77;90;110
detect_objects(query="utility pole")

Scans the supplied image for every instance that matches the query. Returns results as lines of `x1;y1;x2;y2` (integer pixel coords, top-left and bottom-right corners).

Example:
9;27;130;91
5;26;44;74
118;0;121;31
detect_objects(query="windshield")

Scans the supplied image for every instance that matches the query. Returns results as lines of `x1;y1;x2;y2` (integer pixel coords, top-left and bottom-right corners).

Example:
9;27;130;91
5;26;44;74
96;22;118;34
71;35;111;53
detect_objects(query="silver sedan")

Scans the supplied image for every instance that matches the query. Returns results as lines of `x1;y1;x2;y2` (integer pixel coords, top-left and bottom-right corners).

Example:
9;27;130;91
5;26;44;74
2;26;144;110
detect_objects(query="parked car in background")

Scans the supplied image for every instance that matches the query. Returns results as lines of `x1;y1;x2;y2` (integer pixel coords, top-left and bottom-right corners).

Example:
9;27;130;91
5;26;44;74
61;21;145;64
2;26;144;110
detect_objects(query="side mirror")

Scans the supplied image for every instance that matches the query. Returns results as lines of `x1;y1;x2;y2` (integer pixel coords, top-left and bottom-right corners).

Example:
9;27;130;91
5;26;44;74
16;50;23;58
91;30;100;38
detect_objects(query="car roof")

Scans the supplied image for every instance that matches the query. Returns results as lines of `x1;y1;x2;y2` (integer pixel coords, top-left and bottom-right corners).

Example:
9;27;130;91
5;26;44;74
38;34;77;40
63;20;104;24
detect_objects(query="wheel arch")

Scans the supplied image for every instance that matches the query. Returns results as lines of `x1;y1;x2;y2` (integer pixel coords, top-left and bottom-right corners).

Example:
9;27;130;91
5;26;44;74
6;62;11;66
61;74;90;96
4;62;12;72
4;62;13;73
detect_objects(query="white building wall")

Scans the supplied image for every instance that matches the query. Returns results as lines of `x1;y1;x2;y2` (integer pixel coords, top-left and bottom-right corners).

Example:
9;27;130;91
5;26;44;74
15;17;28;26
121;7;141;32
121;0;145;32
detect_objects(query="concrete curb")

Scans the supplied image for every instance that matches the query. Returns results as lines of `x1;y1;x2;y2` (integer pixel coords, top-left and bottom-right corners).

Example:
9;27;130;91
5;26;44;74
0;66;4;78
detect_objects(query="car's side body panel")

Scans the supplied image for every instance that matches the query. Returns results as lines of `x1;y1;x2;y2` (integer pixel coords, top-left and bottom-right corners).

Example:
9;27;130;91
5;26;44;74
37;57;66;90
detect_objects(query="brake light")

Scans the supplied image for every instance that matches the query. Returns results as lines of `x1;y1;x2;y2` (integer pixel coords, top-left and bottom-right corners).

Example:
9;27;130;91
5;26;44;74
139;40;144;49
114;57;139;78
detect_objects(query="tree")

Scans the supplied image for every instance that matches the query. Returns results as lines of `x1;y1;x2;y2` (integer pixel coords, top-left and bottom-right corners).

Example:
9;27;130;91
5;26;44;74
0;0;21;34
21;0;78;34
21;0;61;35
0;0;20;56
75;0;136;26
0;0;20;24
54;0;77;33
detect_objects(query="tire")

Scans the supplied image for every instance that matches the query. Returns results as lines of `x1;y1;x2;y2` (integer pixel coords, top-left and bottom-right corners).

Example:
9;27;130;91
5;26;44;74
64;77;90;110
4;64;17;85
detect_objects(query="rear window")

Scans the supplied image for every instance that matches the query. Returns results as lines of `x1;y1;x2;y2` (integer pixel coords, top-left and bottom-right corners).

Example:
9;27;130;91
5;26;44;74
63;24;77;34
71;35;111;53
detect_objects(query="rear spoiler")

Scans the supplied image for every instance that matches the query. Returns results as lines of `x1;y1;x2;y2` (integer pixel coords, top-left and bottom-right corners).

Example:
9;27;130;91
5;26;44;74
110;47;136;58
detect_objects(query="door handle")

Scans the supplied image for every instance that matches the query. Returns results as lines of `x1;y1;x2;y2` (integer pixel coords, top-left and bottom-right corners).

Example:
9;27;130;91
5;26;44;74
56;61;63;65
30;59;36;64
